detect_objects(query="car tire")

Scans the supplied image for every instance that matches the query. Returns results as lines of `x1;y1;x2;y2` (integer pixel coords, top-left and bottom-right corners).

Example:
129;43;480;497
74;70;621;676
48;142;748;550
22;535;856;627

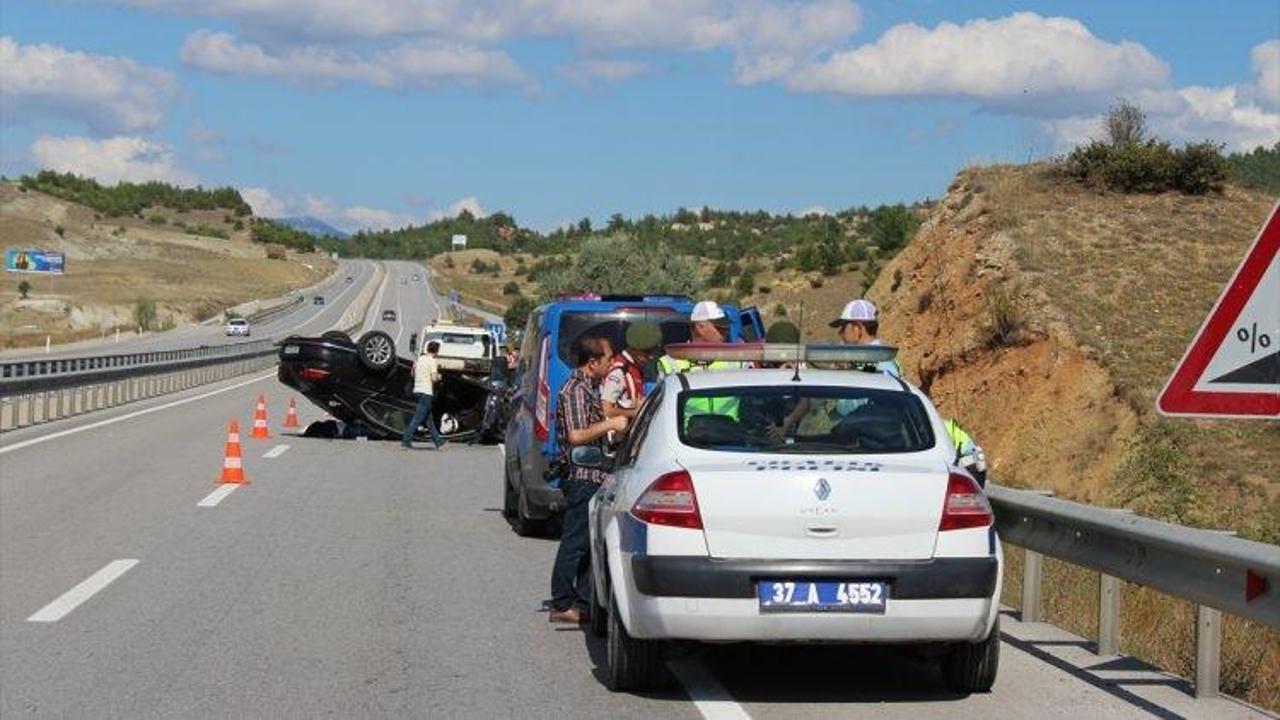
605;593;662;692
356;330;396;373
943;616;1000;693
321;330;353;346
513;484;547;537
589;570;608;638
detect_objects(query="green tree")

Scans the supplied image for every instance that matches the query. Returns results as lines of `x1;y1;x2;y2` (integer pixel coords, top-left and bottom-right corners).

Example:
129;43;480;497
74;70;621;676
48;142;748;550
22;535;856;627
17;279;31;299
538;236;701;299
504;296;537;330
133;297;158;331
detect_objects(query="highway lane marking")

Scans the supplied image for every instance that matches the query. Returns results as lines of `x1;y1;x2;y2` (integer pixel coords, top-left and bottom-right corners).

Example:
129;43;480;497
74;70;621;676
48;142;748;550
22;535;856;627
263;444;290;459
27;559;140;623
0;372;275;456
668;659;753;720
365;262;391;332
394;266;406;348
295;260;366;332
198;484;240;507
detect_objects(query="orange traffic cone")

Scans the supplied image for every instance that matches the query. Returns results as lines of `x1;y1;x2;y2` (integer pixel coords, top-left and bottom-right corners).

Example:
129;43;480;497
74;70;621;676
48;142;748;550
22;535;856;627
283;397;300;429
250;394;271;439
218;420;248;484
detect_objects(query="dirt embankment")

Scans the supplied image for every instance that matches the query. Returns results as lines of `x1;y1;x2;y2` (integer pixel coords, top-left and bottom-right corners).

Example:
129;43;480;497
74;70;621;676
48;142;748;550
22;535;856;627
0;184;334;348
868;164;1278;709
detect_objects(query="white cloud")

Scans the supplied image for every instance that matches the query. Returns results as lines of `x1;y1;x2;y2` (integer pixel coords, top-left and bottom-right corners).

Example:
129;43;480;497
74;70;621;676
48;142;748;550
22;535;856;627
560;58;651;88
431;196;486;220
0;36;177;133
240;187;285;217
31;135;197;185
344;205;415;231
785;13;1168;112
1252;40;1279;109
181;31;528;89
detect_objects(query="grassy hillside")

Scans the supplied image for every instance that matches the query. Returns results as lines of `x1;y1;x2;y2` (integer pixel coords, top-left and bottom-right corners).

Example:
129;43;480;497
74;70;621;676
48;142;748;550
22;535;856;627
0;182;333;348
867;164;1278;710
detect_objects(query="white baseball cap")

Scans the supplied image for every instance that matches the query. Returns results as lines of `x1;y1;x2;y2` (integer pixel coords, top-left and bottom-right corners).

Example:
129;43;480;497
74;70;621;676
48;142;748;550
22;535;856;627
830;298;877;327
689;300;727;323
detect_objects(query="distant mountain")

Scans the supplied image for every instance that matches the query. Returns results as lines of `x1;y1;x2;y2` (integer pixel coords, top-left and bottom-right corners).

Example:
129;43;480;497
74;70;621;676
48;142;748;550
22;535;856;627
278;216;348;239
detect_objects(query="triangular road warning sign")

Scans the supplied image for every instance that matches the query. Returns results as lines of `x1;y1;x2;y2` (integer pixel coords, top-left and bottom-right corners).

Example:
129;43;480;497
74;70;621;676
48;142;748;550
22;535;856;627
1158;202;1280;419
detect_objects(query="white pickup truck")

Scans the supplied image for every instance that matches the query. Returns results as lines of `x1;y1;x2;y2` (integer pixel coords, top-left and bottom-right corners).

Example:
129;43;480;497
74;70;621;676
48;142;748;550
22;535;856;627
416;321;498;376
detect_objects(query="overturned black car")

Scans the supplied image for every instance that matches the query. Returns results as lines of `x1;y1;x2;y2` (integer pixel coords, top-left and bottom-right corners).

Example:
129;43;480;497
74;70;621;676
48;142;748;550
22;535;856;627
277;330;512;443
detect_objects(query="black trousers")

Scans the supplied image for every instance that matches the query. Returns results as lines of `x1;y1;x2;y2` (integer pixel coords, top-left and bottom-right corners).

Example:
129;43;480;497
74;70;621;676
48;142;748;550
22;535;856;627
550;477;600;612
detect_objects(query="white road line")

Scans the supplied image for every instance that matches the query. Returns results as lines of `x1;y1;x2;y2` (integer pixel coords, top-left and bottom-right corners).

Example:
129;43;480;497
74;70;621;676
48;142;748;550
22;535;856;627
27;559;140;623
295;260;365;332
197;484;240;507
263;444;290;459
364;262;391;333
668;659;753;720
0;372;275;456
394;266;405;347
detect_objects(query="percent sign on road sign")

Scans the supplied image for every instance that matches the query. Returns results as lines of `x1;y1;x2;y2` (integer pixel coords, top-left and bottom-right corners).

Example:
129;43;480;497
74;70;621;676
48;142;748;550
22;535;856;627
1158;203;1280;418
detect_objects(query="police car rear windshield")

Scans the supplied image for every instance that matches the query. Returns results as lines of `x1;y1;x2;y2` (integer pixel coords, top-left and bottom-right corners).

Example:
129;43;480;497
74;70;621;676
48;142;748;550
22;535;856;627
677;386;935;455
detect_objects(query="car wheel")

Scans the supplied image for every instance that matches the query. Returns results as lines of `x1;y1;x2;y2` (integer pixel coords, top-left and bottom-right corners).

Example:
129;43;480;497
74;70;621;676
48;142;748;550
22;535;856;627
356;330;396;372
321;330;353;345
589;568;608;638
513;485;547;537
943;616;1000;693
605;592;662;692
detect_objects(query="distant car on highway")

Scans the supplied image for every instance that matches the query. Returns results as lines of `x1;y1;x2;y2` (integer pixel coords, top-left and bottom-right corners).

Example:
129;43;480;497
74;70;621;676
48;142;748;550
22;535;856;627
224;317;250;337
345;276;353;283
583;344;1001;693
276;330;508;443
401;277;408;285
502;294;764;536
313;296;326;305
413;274;421;282
382;309;397;322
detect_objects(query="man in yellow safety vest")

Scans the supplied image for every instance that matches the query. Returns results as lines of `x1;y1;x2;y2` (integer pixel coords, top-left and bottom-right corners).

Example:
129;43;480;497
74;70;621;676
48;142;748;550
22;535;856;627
658;300;741;421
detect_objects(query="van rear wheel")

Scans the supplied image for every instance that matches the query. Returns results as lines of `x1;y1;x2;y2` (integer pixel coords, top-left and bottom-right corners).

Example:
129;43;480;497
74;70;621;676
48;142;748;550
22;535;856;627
513;485;547;537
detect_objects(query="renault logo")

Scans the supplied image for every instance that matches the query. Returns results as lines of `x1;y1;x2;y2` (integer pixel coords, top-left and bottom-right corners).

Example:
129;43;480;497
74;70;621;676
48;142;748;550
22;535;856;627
814;478;831;501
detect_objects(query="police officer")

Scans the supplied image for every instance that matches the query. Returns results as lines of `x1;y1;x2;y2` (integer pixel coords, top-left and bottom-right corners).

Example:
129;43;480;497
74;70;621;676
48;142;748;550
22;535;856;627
658;301;741;421
829;298;902;377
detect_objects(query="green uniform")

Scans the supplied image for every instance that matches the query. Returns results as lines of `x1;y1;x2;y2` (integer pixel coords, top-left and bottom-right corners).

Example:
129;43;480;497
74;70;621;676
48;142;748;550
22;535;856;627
658;354;742;421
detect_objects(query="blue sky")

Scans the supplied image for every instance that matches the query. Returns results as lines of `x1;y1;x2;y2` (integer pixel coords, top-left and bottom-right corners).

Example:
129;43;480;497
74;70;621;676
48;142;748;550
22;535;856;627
1;1;1277;232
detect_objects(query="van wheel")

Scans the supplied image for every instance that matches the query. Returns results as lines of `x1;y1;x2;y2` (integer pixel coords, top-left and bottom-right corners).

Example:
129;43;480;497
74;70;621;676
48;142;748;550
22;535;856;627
606;593;663;692
943;617;1000;693
513;485;547;537
502;461;518;518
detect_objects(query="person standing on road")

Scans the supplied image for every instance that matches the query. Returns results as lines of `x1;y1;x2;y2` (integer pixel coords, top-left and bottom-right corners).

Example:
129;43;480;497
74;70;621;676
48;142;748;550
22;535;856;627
829;298;902;378
401;341;445;450
601;321;663;421
549;336;628;624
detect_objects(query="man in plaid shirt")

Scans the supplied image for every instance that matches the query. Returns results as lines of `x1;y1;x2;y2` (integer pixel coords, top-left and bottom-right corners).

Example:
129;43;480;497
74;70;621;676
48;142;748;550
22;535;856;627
549;335;629;624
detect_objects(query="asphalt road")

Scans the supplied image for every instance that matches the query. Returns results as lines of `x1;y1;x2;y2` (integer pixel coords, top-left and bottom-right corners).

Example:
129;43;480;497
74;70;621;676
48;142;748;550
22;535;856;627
0;264;1270;719
359;260;442;359
1;259;376;363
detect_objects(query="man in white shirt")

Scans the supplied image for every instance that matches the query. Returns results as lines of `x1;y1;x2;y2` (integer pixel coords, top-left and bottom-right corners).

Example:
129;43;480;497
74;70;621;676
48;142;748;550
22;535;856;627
402;341;445;450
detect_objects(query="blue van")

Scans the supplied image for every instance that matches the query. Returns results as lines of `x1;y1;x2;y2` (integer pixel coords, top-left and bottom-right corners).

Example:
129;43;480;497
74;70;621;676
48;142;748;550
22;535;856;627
501;294;763;536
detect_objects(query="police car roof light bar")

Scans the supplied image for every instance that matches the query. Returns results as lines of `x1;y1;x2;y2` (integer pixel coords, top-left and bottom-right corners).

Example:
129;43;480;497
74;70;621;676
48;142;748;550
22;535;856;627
663;342;898;366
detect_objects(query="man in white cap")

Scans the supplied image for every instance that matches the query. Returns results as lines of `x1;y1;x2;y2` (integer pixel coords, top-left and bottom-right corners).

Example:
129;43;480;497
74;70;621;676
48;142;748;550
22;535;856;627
658;300;735;376
829;298;902;377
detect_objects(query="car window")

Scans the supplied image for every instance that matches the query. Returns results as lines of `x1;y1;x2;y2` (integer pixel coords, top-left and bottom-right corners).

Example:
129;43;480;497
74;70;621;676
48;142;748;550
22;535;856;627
616;386;664;467
677;385;935;454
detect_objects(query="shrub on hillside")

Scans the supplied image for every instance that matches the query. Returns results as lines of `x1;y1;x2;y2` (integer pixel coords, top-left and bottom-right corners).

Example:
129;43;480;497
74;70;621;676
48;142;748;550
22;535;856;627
133;297;157;331
18;280;31;299
1226;142;1280;193
504;296;536;331
470;258;490;274
538;236;701;299
1062;139;1226;195
502;281;521;296
980;285;1026;350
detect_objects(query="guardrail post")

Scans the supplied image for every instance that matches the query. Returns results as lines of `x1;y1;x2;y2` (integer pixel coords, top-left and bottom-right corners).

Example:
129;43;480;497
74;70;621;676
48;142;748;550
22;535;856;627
1098;573;1121;655
1195;605;1221;699
1022;549;1043;623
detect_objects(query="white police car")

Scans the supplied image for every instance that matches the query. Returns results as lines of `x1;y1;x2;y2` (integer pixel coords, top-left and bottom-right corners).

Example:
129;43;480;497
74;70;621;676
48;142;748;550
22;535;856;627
585;343;1001;692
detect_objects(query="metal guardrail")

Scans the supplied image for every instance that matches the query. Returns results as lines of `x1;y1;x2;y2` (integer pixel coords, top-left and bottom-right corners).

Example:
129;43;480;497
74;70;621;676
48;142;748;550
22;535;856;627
0;340;276;389
244;293;305;325
989;483;1280;699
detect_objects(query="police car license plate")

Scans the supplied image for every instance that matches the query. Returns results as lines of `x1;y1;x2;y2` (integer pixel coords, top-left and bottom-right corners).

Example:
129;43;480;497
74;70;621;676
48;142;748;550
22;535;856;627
282;345;300;355
757;580;888;613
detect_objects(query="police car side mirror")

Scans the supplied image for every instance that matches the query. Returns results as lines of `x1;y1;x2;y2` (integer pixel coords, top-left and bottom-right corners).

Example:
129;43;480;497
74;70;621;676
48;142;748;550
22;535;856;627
571;445;607;469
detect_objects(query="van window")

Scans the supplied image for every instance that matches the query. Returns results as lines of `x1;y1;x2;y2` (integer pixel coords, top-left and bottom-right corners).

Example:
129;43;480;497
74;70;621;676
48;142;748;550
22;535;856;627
555;310;689;366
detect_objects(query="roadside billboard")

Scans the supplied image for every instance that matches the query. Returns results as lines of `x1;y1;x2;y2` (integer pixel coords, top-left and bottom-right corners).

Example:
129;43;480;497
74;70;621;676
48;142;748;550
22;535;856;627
4;249;65;275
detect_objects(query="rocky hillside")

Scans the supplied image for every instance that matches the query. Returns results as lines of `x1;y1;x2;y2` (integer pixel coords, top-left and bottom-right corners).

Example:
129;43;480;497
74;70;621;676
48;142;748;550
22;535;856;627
867;164;1277;707
0;183;334;348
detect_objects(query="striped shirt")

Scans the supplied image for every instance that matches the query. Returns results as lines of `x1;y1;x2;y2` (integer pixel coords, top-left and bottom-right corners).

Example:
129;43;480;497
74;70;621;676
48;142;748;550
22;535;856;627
556;369;609;485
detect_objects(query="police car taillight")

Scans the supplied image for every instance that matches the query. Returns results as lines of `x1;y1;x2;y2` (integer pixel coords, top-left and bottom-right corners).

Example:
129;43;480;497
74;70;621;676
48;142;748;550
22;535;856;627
631;470;702;529
938;472;993;531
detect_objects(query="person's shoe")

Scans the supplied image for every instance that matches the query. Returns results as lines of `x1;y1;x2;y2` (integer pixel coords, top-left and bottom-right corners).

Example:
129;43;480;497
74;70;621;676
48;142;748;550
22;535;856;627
400;443;412;451
435;442;445;450
548;607;583;624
